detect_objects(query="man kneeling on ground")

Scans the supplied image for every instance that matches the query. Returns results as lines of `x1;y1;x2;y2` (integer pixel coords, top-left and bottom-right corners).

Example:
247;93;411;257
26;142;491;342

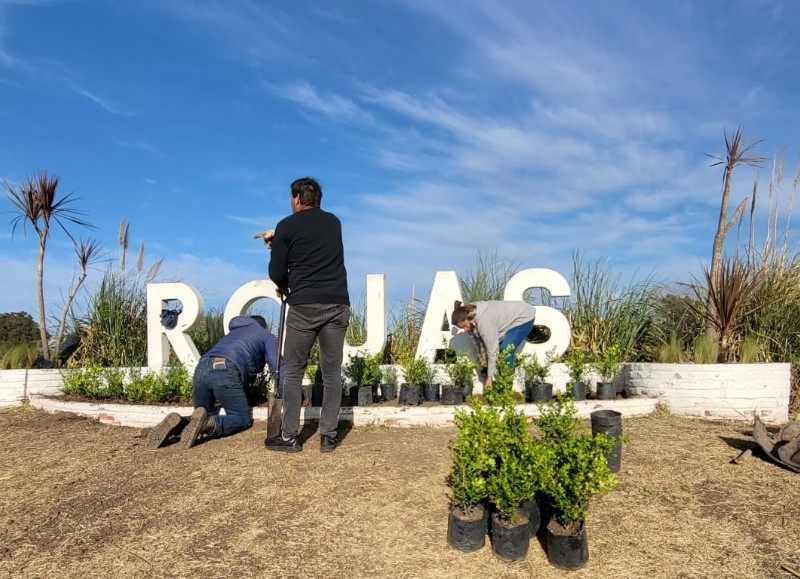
146;315;281;449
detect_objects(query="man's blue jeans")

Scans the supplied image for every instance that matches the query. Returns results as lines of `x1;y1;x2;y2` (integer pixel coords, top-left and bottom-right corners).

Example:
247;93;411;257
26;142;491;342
192;357;253;437
499;320;535;369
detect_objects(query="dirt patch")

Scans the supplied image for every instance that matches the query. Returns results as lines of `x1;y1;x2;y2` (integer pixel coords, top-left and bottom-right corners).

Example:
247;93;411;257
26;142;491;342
0;406;798;578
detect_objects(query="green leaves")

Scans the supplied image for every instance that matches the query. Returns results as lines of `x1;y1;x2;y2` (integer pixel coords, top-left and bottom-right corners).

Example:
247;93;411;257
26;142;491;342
345;351;384;389
519;348;556;383
562;348;589;384
592;343;622;382
444;352;477;388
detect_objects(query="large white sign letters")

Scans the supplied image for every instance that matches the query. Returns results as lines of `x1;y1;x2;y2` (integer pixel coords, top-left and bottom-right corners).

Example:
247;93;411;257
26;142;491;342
146;269;571;368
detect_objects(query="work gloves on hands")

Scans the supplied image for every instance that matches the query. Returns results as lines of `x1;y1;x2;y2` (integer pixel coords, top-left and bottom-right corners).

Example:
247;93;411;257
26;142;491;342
253;229;275;248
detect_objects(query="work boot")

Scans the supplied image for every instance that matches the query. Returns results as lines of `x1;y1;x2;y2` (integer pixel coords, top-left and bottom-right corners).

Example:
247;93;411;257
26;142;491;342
146;412;186;448
264;433;302;453
320;434;342;453
180;408;215;449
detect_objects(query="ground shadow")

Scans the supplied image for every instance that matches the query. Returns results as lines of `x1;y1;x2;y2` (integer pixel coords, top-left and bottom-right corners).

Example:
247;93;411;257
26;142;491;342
718;435;756;453
297;421;319;445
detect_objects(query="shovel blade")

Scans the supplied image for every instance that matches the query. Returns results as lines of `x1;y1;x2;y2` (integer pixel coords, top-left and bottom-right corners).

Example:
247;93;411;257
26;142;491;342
267;394;283;439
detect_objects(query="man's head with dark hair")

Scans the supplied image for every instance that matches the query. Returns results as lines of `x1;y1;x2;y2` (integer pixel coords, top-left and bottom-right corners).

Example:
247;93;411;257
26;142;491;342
290;177;322;209
250;315;268;330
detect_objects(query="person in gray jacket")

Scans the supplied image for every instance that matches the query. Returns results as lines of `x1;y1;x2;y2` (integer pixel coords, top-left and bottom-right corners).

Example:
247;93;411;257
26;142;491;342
451;300;537;388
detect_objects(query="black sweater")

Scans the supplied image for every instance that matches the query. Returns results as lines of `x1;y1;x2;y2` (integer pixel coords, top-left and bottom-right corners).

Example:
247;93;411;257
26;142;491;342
269;207;350;306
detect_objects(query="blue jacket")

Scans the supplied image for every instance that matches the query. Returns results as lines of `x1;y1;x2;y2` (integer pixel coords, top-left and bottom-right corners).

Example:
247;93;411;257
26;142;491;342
205;316;279;386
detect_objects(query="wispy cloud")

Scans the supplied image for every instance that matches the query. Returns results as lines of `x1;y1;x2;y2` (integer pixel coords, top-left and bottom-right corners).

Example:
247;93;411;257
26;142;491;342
266;81;370;122
114;139;163;156
70;85;135;116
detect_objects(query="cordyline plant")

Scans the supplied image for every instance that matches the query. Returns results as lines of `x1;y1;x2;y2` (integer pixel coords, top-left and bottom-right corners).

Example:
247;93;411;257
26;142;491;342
687;257;768;361
5;172;95;362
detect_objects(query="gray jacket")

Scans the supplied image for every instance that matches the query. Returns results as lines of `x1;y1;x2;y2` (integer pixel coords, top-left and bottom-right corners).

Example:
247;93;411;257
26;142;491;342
473;301;537;377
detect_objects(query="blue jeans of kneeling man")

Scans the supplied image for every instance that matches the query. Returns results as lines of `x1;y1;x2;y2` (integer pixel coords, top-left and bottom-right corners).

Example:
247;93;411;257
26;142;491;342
192;356;253;437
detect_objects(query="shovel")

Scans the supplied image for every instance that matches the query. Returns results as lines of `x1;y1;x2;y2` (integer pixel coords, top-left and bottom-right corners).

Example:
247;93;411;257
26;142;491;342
266;295;287;439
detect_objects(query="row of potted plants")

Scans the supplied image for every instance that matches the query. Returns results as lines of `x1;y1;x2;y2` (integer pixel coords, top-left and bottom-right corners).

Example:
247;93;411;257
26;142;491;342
336;344;626;409
447;346;621;569
520;344;624;403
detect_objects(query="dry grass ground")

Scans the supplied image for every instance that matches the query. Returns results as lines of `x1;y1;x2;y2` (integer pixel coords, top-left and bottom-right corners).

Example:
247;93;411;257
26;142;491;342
0;405;798;579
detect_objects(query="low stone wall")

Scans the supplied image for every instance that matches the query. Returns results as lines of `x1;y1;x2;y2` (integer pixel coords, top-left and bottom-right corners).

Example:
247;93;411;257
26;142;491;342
2;362;793;426
624;362;791;424
27;394;658;429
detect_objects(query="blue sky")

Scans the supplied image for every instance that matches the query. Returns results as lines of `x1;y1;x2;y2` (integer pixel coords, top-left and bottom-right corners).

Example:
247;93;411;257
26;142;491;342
2;0;800;320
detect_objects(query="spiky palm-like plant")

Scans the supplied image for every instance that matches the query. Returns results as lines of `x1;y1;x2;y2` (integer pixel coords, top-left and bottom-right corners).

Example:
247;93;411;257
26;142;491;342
5;172;93;360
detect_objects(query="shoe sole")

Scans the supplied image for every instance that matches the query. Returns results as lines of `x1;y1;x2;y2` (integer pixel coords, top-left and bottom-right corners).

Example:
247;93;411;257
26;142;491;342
181;408;209;449
265;445;302;453
320;440;341;453
146;412;183;448
264;438;302;453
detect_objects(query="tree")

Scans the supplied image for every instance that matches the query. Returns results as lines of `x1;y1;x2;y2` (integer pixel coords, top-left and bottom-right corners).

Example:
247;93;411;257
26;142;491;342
705;128;765;338
0;311;40;348
5;172;93;361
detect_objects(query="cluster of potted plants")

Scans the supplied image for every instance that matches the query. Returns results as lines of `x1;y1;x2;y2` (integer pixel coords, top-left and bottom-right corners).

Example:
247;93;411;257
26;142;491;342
343;351;383;406
447;346;621;569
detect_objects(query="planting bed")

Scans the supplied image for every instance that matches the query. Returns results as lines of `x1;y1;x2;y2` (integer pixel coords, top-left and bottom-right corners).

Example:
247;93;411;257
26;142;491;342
1;406;798;578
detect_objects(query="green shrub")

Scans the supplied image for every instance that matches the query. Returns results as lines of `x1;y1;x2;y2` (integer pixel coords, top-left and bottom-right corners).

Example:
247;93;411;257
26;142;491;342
592;343;622;382
145;370;175;403
344;351;368;386
305;363;320;384
101;367;126;399
164;363;192;400
380;365;398;386
519;349;556;383
541;430;618;528
562;348;589;384
536;394;581;445
362;352;383;390
401;356;432;386
63;363;104;397
449;398;501;513
248;373;269;406
444;353;477;388
536;393;618;528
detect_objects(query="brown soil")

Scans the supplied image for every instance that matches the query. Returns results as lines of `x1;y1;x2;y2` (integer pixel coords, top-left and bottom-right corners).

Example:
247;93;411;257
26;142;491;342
1;406;798;578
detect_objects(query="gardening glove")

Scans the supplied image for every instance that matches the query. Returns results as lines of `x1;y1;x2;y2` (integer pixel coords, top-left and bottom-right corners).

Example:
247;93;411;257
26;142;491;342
253;229;275;248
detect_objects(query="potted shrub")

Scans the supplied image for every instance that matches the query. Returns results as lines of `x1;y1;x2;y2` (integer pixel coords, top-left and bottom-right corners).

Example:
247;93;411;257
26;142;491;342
343;351;373;406
362;352;382;402
519;349;555;403
484;345;545;561
399;356;426;405
447;397;495;552
420;358;440;402
303;363;320;407
442;352;476;405
562;348;589;400
592;343;622;400
537;395;618;570
380;365;398;402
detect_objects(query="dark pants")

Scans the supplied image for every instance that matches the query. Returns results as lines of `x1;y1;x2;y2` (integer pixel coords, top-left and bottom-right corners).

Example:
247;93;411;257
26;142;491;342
281;303;350;438
192;357;253;437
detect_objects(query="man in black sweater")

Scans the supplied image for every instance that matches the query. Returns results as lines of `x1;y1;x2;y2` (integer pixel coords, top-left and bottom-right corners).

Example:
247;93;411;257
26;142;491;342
265;177;350;453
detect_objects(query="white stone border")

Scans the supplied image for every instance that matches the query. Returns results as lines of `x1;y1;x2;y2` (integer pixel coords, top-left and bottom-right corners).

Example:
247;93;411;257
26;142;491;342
624;362;791;424
2;362;793;426
27;394;659;429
